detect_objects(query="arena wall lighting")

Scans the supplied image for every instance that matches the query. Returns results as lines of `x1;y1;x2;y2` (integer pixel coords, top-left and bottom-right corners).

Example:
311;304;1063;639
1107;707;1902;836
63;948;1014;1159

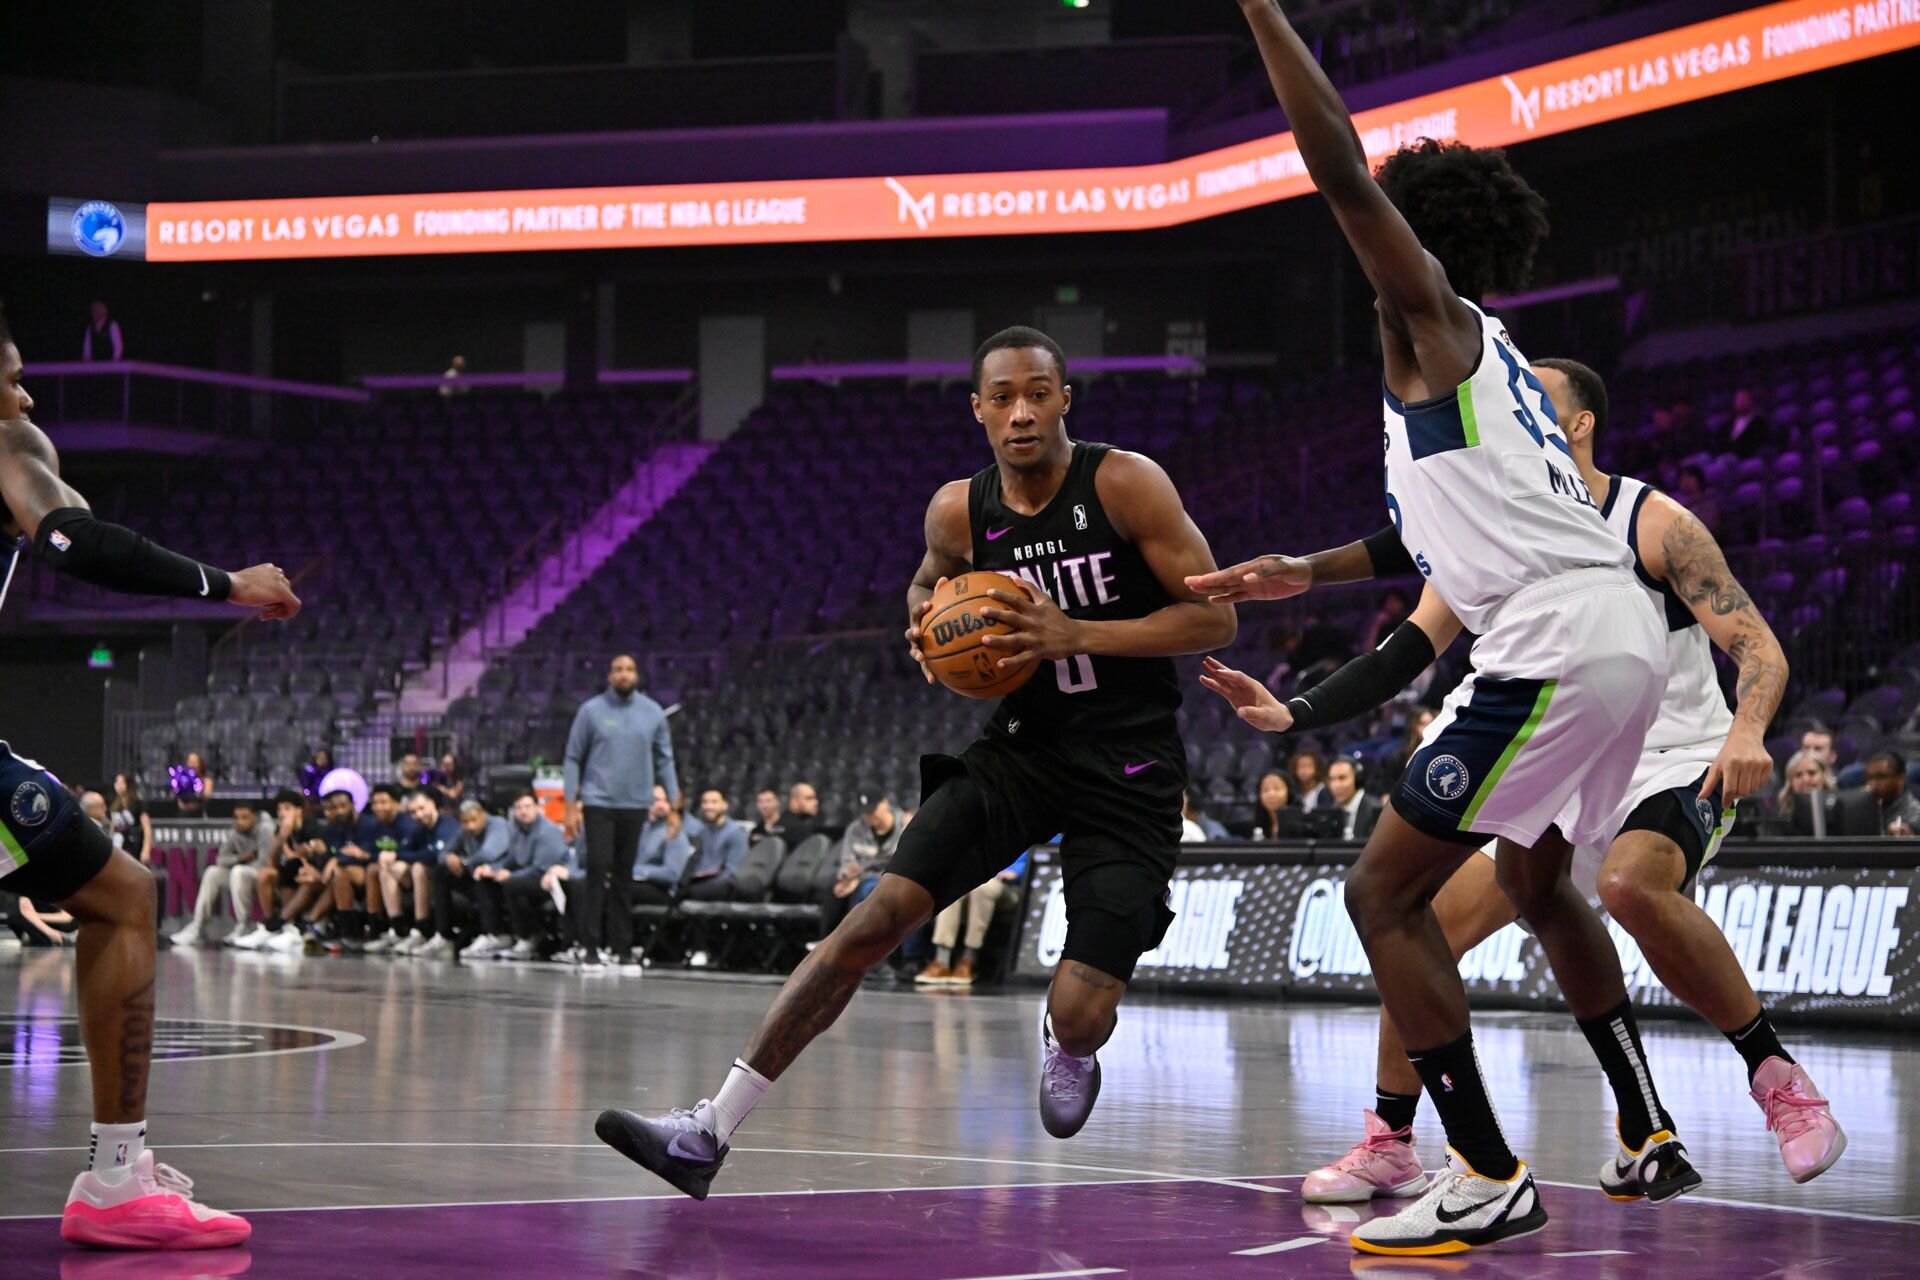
53;1;1920;264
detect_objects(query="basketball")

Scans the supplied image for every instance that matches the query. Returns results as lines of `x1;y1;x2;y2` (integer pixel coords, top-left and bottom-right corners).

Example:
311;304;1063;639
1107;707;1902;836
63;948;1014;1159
920;572;1039;699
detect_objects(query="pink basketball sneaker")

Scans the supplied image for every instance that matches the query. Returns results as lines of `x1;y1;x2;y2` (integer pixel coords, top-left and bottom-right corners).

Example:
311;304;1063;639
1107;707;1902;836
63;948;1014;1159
1750;1057;1846;1184
1302;1109;1428;1204
61;1152;251;1250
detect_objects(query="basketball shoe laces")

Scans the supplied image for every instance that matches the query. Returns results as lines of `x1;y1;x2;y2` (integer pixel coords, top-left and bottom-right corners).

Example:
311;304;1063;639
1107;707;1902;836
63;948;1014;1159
133;1160;197;1202
1331;1124;1410;1174
1042;1048;1093;1101
1758;1079;1830;1142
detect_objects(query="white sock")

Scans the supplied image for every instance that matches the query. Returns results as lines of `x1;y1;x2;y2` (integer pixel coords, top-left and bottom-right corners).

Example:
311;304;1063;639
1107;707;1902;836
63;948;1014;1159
706;1059;772;1144
89;1121;146;1182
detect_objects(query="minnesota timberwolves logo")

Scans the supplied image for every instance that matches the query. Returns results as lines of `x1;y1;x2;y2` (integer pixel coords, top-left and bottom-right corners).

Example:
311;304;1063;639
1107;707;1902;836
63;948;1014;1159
71;201;127;257
1426;755;1469;802
1694;796;1717;833
10;780;51;827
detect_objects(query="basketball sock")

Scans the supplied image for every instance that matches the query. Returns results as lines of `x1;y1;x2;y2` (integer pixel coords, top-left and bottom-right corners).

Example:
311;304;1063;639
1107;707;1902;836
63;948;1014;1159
1407;1031;1518;1180
935;946;954;967
707;1058;772;1143
1724;1010;1792;1081
1375;1087;1420;1136
88;1121;146;1183
1577;997;1675;1149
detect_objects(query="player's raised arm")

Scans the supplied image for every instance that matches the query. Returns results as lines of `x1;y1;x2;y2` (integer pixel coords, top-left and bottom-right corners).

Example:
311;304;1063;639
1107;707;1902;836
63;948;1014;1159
1638;494;1788;803
904;479;973;682
1236;0;1479;381
1186;524;1416;604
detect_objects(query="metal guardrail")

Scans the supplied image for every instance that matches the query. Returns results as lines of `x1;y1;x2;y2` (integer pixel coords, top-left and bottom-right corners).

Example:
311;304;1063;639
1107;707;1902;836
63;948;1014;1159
29;360;368;441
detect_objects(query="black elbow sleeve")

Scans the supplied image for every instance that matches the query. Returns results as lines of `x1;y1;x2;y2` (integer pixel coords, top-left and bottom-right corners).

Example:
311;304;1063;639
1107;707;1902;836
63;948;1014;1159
34;508;230;601
1362;524;1418;577
1285;620;1435;732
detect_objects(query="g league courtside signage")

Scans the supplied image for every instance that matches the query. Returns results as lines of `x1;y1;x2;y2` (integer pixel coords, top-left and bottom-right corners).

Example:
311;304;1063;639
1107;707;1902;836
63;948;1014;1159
51;2;1920;262
1013;846;1920;1027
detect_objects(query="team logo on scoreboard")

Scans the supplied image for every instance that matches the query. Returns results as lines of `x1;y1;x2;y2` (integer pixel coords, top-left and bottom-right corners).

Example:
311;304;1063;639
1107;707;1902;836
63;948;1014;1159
1426;755;1470;801
72;201;128;257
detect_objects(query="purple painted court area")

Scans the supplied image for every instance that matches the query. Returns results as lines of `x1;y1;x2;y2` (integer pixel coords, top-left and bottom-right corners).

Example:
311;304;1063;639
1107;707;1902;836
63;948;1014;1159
10;1177;1915;1279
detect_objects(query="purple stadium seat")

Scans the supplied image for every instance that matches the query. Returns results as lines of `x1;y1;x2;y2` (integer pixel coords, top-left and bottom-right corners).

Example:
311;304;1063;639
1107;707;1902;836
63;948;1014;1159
1850;439;1883;468
1835;496;1873;530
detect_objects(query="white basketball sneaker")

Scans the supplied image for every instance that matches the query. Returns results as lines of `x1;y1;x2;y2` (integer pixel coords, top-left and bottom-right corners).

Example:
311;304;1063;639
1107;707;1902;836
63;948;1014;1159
62;1152;250;1250
1350;1150;1546;1256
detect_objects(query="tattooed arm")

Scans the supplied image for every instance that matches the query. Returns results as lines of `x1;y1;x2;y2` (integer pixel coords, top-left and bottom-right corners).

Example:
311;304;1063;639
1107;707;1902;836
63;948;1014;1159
1641;493;1788;804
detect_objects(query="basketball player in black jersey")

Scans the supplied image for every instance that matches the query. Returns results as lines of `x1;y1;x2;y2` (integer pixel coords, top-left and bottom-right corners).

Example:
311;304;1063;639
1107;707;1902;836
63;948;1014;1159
0;307;299;1248
597;325;1236;1199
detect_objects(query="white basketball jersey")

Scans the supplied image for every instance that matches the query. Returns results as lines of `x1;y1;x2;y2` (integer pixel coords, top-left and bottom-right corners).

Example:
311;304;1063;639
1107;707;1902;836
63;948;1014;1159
1382;302;1631;634
1601;474;1735;752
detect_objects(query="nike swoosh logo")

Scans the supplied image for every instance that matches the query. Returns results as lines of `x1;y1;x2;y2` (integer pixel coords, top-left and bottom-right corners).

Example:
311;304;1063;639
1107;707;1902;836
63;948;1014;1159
667;1132;716;1163
197;565;209;597
985;527;1012;541
1124;761;1158;776
1434;1192;1505;1224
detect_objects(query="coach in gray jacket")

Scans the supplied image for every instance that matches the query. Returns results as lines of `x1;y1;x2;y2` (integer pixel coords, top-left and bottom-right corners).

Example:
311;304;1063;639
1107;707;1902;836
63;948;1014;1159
564;654;679;961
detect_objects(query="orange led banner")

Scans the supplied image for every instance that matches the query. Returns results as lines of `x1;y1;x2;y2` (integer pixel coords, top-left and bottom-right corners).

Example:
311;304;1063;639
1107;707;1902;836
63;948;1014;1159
143;0;1918;262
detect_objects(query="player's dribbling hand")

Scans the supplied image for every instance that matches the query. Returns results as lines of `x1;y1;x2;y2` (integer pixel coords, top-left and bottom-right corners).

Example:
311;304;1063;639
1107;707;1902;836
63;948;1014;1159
1198;657;1294;732
1700;729;1773;806
228;564;303;620
980;581;1079;671
905;577;948;683
1185;555;1313;605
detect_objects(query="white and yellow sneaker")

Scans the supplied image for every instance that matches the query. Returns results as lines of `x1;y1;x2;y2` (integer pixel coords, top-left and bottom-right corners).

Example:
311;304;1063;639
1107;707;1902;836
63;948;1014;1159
1351;1150;1546;1256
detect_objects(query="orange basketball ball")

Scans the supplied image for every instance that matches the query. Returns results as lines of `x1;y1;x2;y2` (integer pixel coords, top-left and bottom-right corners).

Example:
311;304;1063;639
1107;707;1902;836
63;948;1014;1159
920;571;1039;700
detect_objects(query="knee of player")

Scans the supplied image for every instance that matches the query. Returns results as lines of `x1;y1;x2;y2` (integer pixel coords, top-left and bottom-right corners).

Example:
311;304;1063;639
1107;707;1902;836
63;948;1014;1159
1342;863;1403;940
1596;860;1663;926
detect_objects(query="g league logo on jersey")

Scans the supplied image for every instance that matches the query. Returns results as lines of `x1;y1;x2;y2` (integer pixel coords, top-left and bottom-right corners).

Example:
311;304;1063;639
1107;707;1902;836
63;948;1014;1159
1426;755;1470;802
1073;504;1088;531
10;780;51;827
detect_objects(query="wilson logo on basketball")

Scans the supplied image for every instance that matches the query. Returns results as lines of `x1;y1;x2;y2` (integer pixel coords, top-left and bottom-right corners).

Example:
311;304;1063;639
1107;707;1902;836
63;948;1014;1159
930;612;989;648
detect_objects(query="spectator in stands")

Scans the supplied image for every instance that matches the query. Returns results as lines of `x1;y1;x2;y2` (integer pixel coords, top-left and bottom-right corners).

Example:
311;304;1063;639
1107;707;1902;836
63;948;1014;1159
830;791;903;911
1374;708;1437;795
235;790;310;950
782;781;823;846
1181;790;1231;843
436;754;466;804
89;789;168;933
360;784;418;953
392;789;462;956
81;300;123;361
683;789;750;901
170;801;275;947
440;354;469;398
1288;750;1329;809
1728;387;1773;450
1325;759;1382;841
915;850;1027;988
14;895;77;945
500;791;570;959
1672;464;1721;529
440;799;515;957
633;785;692;906
1775;749;1838;838
565;653;680;968
109;774;151;864
1245;771;1304;840
749;787;788;845
1863;751;1920;837
175;751;213;817
397;753;425;792
1800;727;1837;770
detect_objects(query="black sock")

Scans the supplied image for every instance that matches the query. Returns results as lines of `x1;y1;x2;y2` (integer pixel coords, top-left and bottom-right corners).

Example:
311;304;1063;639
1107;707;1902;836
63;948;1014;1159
1375;1088;1420;1136
1724;1010;1792;1081
1576;997;1675;1149
1407;1031;1518;1179
395;915;412;937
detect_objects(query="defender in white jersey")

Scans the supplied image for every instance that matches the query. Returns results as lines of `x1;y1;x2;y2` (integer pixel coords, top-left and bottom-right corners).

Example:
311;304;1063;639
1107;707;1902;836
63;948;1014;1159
1207;3;1693;1255
1203;358;1843;1205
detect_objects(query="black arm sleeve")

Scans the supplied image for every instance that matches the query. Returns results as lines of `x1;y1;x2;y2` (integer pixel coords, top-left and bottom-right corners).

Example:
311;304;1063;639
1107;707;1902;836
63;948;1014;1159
33;508;231;601
1285;619;1435;732
1362;524;1418;576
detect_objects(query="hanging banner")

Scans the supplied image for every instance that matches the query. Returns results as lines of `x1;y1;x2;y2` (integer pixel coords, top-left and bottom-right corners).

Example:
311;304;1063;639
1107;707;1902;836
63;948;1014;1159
51;1;1911;263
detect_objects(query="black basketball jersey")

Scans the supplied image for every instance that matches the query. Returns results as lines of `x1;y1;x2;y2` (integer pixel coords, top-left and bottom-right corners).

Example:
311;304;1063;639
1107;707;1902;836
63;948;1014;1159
967;441;1182;742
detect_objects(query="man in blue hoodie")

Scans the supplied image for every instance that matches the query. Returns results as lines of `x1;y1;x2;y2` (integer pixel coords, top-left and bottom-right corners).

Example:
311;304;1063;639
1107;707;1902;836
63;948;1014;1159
501;792;571;959
362;785;419;955
396;790;461;957
565;654;679;964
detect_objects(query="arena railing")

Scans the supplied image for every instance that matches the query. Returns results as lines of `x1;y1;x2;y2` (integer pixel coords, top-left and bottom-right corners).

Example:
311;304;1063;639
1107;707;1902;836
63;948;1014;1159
29;360;369;441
